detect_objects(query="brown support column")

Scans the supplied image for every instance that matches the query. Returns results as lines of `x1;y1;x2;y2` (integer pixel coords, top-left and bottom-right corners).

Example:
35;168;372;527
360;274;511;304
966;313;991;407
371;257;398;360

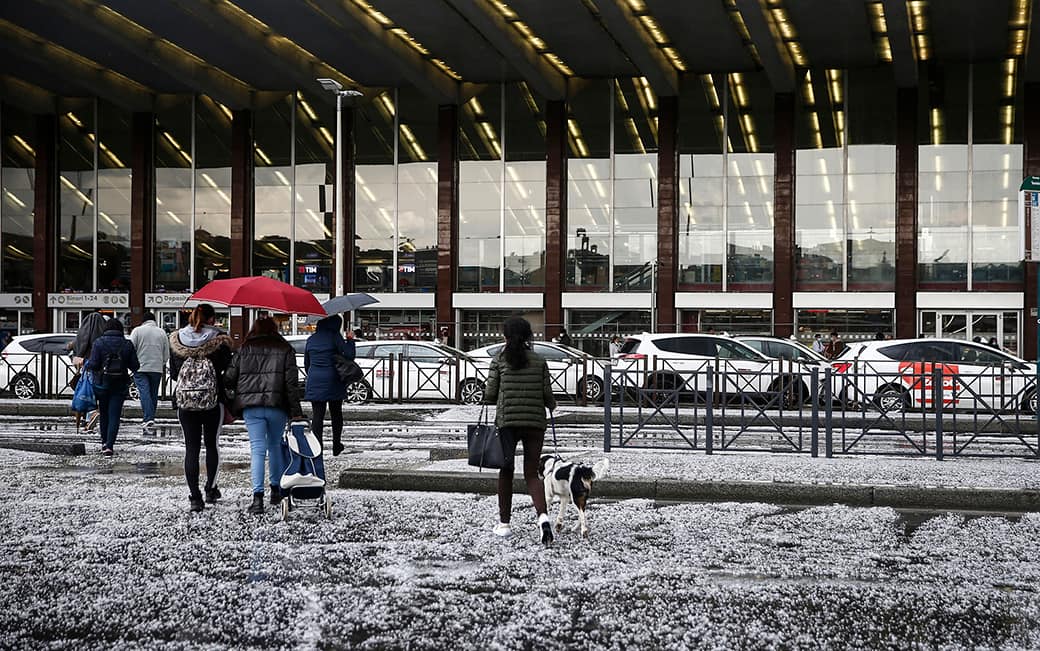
895;87;919;339
229;109;253;341
772;93;795;337
545;100;566;339
656;95;679;333
129;112;154;326
340;106;356;296
436;105;459;345
1024;83;1040;359
32;115;57;333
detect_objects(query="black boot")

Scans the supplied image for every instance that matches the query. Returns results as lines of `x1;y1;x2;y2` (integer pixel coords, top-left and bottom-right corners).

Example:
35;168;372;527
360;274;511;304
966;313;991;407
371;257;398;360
247;492;264;515
189;495;204;513
205;486;221;504
333;433;344;457
269;484;282;506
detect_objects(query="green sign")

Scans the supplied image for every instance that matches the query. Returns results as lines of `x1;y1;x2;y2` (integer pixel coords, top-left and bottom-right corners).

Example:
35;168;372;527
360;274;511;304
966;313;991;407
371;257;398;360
1021;176;1040;191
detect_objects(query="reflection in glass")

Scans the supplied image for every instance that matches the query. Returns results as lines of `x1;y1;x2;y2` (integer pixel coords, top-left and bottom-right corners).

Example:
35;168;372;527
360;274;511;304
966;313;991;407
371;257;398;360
459;86;502;291
253;97;293;283
678;74;725;289
295;91;334;294
154;99;192;292
846;145;895;289
795;148;843;289
194;96;231;289
354;91;395;293
972;144;1023;286
2;104;36;292
460;309;544;350
504;83;546;290
795;309;893;342
613;79;657;290
397;86;437;292
567;309;651;356
97;102;132;293
567;82;610;290
58;101;95;292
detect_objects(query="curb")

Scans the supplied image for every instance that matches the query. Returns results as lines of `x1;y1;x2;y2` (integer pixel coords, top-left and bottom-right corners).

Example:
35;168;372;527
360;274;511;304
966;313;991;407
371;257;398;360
0;439;86;455
338;468;1040;513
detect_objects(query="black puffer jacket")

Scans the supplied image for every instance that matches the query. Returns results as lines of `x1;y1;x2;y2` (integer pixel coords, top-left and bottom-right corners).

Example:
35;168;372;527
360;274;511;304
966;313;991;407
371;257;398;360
483;349;556;429
224;334;303;417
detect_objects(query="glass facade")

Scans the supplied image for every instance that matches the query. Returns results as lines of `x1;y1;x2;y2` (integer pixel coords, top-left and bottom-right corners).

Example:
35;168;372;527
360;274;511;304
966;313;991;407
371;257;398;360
796;68;895;291
194;96;232;289
1;104;35;293
57;100;95;292
459;83;545;292
354;88;437;293
294;91;335;294
253;97;293;283
154;98;193;292
678;73;774;291
918;63;1022;289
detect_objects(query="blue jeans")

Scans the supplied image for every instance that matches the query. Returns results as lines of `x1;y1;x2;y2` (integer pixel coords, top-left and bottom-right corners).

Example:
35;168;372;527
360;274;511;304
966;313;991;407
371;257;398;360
133;372;162;422
93;382;127;450
243;407;288;495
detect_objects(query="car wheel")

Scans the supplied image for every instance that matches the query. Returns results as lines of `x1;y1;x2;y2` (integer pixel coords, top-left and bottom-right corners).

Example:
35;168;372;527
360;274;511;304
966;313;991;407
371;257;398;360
458;378;485;405
1021;389;1037;415
873;385;909;413
345;380;372;404
578;376;604;402
771;378;808;409
645;372;682;392
11;373;38;400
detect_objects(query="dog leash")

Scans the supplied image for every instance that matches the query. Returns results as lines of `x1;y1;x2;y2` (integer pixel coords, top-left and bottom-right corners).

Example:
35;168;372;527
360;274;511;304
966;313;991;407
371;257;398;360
549;410;562;460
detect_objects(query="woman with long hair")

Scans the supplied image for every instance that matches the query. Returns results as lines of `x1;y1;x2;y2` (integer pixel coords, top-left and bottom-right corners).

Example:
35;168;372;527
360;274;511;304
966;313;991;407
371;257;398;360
224;317;303;515
169;304;234;512
483;316;557;545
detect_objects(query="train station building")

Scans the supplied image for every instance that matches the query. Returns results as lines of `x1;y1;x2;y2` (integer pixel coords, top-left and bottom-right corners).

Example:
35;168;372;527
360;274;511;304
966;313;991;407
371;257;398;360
0;0;1037;356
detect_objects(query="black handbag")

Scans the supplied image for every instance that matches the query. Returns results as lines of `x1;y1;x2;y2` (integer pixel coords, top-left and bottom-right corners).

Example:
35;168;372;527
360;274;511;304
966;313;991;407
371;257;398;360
467;406;505;470
333;354;364;384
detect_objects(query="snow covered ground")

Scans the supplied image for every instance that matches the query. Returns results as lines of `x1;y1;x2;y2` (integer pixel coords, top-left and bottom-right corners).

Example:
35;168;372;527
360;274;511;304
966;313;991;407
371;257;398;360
3;437;1040;649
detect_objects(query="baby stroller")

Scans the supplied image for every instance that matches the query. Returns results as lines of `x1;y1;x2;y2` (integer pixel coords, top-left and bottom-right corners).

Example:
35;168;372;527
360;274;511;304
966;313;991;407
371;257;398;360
279;420;332;520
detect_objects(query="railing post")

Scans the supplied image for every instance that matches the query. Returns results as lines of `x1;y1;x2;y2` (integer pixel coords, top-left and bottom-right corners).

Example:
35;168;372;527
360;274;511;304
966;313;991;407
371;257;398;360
386;354;395;403
934;365;944;461
578;357;588;407
824;367;833;458
810;367;819;457
705;364;714;455
603;365;612;452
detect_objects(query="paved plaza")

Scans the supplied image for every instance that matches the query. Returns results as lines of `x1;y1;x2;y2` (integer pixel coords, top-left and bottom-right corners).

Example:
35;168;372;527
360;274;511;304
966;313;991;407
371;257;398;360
2;412;1040;649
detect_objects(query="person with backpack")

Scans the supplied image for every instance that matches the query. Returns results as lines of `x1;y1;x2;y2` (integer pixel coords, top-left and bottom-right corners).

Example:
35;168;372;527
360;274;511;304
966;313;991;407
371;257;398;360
85;318;140;456
304;315;354;457
224;316;303;515
130;311;170;433
169;304;234;513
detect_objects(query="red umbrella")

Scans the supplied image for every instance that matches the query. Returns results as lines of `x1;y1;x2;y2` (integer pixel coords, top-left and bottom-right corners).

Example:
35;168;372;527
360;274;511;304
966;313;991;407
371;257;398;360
187;277;327;316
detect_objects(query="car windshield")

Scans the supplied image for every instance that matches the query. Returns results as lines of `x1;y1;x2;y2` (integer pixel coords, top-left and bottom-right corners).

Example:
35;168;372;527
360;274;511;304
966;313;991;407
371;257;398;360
556;343;592;358
433;343;472;361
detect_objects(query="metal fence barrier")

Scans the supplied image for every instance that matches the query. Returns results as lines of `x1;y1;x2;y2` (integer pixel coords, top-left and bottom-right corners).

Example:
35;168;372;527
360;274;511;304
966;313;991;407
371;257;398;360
605;357;1040;460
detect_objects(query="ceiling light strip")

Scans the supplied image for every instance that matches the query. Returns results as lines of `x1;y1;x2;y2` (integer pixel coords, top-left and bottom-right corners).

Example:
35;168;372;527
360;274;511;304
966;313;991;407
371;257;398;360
351;0;462;80
623;0;687;72
486;0;574;76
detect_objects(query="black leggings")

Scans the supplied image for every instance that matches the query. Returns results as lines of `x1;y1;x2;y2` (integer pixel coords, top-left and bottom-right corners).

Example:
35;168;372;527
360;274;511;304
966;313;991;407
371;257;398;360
497;427;548;523
178;406;222;499
311;400;343;446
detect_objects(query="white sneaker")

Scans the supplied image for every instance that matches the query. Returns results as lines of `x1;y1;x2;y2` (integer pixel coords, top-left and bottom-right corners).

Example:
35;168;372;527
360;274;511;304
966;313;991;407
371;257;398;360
492;522;513;538
538;513;554;546
142;420;155;432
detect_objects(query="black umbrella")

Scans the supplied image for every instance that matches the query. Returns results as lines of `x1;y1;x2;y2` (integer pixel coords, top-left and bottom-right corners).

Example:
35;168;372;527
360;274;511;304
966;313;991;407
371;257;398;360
306;293;378;324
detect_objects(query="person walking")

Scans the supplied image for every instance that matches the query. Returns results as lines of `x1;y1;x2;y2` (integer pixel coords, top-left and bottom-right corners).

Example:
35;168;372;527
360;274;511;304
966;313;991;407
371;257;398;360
169;304;234;512
557;328;573;347
608;335;623;358
304;315;354;457
483;316;557;546
72;309;108;433
85;319;139;456
130;311;170;433
824;331;846;359
224;316;303;515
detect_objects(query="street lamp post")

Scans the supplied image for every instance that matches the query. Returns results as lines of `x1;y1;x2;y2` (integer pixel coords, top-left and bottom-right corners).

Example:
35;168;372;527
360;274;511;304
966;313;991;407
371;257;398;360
316;78;362;298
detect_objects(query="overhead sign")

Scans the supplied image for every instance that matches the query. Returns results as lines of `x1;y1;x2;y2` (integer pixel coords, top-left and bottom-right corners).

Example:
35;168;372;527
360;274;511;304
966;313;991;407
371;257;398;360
0;294;32;309
145;293;193;308
47;293;129;308
1020;176;1040;191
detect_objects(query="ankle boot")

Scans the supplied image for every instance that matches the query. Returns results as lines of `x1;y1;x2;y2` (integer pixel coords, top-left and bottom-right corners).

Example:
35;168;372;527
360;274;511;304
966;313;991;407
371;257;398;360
332;433;344;457
269;484;282;506
247;492;264;515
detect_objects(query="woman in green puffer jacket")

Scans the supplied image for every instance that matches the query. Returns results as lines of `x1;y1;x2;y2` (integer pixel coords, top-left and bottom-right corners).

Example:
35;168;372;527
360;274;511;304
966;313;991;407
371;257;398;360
483;316;557;546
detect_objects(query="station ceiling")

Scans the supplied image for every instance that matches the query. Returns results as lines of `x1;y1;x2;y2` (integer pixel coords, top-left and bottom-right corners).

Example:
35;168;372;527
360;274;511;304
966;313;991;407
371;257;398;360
0;0;1036;111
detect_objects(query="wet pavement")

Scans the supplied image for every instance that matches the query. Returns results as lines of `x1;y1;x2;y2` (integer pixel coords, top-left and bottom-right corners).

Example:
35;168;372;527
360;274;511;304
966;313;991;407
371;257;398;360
3;424;1040;649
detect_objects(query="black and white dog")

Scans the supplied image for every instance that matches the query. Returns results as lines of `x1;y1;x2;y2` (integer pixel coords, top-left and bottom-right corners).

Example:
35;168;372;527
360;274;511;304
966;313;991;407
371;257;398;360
538;455;609;538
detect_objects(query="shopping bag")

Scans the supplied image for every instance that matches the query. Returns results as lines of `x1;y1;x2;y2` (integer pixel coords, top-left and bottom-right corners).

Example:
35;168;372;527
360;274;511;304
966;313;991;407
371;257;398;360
71;370;96;413
467;406;504;470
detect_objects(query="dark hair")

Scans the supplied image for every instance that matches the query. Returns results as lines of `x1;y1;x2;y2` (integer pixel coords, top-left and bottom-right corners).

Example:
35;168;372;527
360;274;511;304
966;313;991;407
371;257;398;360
142;311;156;322
246;316;280;340
189;304;216;332
502;316;532;370
104;318;124;334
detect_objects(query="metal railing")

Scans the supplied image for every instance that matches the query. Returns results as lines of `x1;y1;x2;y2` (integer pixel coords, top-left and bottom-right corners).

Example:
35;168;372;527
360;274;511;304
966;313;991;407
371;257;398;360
605;358;1040;459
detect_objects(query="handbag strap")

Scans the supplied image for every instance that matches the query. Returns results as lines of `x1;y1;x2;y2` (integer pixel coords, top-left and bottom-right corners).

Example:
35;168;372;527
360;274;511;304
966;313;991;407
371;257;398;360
549;410;559;453
478;404;488;425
